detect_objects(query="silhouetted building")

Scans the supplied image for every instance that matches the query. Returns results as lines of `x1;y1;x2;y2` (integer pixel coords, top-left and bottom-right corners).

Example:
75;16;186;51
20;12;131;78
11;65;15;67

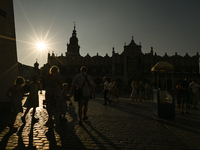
40;25;200;89
0;0;18;112
18;60;40;81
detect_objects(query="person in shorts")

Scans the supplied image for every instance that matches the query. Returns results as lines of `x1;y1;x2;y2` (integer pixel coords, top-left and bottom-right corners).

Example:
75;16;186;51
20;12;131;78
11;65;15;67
71;66;95;125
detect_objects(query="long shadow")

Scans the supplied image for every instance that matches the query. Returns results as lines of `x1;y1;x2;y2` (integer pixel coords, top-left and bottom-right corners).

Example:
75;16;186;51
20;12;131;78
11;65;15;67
94;97;152;112
91;98;160;125
83;121;117;149
0;129;13;149
12;123;26;149
158;115;200;135
46;104;86;149
26;121;36;149
111;99;200;135
45;128;62;150
0;113;11;134
12;120;37;150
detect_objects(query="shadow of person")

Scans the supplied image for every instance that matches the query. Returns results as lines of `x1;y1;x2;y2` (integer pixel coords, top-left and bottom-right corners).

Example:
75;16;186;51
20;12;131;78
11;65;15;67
0;129;13;149
47;104;86;149
45;128;62;150
83;121;117;149
12;123;26;149
26;121;37;149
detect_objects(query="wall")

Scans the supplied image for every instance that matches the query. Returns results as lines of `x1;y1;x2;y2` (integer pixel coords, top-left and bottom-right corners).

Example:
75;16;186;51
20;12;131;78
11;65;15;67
0;0;18;112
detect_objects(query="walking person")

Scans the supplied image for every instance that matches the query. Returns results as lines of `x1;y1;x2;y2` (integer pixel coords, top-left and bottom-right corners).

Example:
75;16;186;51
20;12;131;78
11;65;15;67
129;81;138;101
45;65;63;128
139;81;145;101
21;75;41;123
113;81;120;101
179;77;191;114
189;80;200;109
145;83;151;101
71;66;95;125
174;81;182;107
6;76;25;132
108;79;114;100
102;77;111;105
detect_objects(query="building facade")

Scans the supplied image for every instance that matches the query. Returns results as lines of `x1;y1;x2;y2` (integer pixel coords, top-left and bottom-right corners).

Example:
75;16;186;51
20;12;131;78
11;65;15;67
0;0;18;112
40;26;200;90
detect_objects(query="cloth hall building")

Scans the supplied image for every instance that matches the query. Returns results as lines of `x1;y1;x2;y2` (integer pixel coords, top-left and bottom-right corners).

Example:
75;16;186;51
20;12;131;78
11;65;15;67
40;26;200;89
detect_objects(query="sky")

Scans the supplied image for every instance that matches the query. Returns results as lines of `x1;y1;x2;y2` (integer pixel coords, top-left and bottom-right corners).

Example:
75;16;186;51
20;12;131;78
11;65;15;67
13;0;200;68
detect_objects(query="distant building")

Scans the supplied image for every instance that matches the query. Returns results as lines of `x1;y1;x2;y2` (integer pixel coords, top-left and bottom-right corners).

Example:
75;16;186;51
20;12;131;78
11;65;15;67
40;25;200;90
18;60;40;81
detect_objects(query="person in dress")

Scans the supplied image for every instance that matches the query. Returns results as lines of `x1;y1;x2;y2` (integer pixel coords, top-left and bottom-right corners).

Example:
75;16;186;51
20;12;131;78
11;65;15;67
108;79;114;100
6;76;25;132
129;81;138;101
45;65;63;128
21;75;41;123
111;81;119;101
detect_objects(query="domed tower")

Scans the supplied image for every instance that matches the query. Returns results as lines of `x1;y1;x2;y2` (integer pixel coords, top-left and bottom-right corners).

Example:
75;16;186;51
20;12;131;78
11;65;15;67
34;60;39;69
66;23;80;56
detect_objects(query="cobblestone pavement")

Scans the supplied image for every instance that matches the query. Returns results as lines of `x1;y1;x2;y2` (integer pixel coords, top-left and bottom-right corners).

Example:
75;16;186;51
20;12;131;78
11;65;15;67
0;91;200;150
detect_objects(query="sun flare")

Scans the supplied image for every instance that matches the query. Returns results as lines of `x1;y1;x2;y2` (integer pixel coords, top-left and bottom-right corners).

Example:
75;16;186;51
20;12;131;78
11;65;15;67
37;42;46;50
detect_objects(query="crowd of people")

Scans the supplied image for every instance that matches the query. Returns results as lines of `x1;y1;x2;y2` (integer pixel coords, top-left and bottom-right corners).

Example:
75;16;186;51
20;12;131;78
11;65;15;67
174;77;200;115
5;65;200;131
129;81;152;102
6;65;96;131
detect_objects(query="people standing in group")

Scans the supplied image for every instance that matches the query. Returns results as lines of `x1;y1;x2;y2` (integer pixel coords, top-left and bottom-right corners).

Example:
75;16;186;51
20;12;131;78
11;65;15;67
71;66;95;125
6;76;25;132
45;65;64;128
189;80;200;109
179;77;191;114
129;81;138;101
102;77;111;105
22;74;41;123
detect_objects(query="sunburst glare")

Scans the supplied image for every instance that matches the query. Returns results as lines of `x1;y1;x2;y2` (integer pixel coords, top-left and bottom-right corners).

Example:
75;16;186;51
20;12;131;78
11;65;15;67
37;42;46;50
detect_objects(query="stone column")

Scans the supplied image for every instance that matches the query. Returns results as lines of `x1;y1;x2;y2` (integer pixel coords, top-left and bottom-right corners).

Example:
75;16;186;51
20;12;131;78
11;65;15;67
0;0;18;112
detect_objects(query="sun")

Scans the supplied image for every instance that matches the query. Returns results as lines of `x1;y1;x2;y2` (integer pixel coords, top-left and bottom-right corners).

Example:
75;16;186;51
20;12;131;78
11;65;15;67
37;42;46;50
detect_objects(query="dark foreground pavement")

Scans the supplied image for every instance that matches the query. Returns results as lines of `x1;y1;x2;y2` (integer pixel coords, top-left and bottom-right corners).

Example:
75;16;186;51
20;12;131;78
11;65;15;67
0;91;200;150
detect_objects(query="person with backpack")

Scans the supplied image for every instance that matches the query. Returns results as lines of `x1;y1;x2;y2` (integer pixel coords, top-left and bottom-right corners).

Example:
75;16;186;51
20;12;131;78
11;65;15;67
71;66;95;125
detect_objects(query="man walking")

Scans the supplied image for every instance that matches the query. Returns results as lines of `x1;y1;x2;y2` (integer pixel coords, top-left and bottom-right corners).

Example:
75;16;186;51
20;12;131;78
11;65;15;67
179;77;191;114
71;66;95;125
102;77;111;105
189;80;200;109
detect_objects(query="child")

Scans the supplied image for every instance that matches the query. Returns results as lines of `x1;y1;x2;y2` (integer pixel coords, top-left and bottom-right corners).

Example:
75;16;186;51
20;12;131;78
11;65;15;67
60;83;72;121
6;76;25;132
21;75;41;123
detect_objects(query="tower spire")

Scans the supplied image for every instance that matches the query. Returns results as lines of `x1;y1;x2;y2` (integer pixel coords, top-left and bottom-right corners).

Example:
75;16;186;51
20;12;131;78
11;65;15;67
74;22;76;30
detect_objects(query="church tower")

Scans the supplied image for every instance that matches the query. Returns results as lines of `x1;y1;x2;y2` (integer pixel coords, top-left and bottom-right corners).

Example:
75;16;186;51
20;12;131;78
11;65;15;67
66;23;80;57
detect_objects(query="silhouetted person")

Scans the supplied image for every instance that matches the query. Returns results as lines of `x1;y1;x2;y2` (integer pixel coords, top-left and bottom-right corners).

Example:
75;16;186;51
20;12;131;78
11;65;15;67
71;66;95;125
102;77;111;105
6;76;25;132
179;77;191;114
